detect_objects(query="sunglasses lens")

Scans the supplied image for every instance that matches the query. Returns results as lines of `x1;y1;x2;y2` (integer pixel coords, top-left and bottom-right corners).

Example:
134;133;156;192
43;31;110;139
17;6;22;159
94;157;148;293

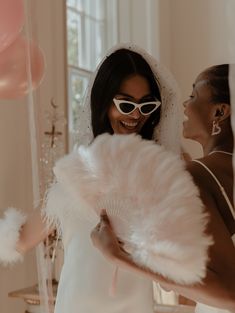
119;102;135;114
140;103;157;114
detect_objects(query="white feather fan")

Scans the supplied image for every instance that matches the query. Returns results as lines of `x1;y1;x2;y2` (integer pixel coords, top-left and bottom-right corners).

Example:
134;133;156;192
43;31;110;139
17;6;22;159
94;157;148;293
53;133;213;284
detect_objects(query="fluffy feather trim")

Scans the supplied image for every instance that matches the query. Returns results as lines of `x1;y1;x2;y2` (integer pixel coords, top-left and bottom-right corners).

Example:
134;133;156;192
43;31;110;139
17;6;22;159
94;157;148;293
0;208;26;265
42;181;98;241
53;133;213;284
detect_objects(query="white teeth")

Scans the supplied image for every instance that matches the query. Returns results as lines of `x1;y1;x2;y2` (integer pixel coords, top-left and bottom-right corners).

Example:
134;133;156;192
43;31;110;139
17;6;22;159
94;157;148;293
183;114;189;122
121;121;138;127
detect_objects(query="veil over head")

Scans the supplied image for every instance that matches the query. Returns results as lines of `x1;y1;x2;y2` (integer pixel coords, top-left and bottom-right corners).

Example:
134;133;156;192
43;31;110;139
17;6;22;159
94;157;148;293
75;43;182;154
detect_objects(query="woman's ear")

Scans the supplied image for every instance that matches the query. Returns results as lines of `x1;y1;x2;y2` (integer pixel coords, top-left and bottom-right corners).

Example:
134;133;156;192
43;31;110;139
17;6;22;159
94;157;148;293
214;103;231;121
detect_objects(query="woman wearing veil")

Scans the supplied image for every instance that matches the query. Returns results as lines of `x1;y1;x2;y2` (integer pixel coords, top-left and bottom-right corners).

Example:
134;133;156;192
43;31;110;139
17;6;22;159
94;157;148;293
0;43;206;313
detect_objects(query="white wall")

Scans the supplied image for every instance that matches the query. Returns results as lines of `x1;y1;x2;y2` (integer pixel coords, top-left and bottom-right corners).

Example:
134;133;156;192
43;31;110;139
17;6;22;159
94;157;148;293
168;0;235;157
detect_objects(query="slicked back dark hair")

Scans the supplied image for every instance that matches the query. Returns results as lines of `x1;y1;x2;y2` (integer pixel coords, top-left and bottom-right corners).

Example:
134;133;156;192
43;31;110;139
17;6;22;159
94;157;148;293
204;64;230;105
90;49;161;140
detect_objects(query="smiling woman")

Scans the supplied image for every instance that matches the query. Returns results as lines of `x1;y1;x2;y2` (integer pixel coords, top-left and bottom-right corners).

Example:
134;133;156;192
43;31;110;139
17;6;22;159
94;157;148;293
108;74;157;134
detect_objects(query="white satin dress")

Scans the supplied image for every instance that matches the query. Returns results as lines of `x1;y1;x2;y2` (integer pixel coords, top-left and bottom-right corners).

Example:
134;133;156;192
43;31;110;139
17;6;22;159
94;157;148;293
52;209;154;313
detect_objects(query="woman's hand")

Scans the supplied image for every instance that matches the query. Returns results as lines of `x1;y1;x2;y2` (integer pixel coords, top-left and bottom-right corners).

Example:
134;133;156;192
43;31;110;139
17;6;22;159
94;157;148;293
90;210;124;260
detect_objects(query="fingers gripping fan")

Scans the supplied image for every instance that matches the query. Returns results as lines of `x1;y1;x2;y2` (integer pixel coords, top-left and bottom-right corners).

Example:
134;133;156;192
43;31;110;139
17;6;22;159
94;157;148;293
54;134;213;284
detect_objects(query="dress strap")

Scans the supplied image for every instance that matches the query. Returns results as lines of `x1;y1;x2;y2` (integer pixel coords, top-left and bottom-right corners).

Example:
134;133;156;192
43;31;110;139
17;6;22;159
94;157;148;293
192;159;235;220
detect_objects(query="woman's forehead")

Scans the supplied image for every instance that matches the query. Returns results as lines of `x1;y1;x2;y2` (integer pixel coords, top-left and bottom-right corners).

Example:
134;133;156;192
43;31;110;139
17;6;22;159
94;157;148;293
194;79;209;89
194;71;211;89
195;70;209;82
193;74;213;100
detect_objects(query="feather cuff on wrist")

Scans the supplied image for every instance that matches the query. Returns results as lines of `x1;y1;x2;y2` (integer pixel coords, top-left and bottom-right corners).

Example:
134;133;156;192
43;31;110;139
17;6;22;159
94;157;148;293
0;208;26;265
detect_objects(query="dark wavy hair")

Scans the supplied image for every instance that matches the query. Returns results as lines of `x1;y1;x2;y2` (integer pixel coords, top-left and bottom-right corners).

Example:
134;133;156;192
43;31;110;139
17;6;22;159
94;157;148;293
90;49;162;140
203;64;230;105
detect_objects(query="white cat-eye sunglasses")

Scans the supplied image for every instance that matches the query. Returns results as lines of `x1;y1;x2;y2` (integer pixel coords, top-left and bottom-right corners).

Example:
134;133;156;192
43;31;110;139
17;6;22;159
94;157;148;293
113;97;161;116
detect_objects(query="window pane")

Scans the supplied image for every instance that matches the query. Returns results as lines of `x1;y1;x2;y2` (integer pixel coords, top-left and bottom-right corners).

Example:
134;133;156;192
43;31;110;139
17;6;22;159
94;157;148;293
95;21;106;66
83;0;105;19
84;0;92;16
67;0;107;70
96;0;106;20
80;16;91;70
77;0;84;11
68;69;89;134
67;0;78;9
67;0;84;11
67;9;81;66
83;18;106;70
66;0;117;150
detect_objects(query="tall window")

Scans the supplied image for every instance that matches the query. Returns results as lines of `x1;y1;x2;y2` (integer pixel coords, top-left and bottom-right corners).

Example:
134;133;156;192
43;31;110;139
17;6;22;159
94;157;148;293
66;0;117;148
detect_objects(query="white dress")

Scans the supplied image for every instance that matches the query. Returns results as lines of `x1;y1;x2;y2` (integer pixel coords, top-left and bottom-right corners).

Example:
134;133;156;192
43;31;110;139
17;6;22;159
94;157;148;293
52;208;154;313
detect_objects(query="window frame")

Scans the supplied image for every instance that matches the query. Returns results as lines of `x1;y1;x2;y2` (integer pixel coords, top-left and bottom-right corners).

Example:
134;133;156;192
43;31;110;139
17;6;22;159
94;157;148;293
66;0;117;149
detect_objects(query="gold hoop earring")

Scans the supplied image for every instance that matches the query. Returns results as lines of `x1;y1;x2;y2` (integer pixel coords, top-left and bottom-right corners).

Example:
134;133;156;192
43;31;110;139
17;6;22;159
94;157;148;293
211;120;221;136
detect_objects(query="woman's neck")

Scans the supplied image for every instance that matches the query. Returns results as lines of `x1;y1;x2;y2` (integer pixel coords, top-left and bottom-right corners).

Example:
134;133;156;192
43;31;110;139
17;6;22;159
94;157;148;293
203;143;233;156
202;135;233;156
199;126;233;156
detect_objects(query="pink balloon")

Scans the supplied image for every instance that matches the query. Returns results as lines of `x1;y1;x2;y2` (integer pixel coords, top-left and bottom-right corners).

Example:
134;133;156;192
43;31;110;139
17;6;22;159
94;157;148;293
0;35;45;99
0;0;25;53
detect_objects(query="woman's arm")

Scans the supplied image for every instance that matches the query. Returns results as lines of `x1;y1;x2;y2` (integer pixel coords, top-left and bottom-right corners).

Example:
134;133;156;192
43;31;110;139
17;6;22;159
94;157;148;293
16;209;54;254
0;208;54;265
